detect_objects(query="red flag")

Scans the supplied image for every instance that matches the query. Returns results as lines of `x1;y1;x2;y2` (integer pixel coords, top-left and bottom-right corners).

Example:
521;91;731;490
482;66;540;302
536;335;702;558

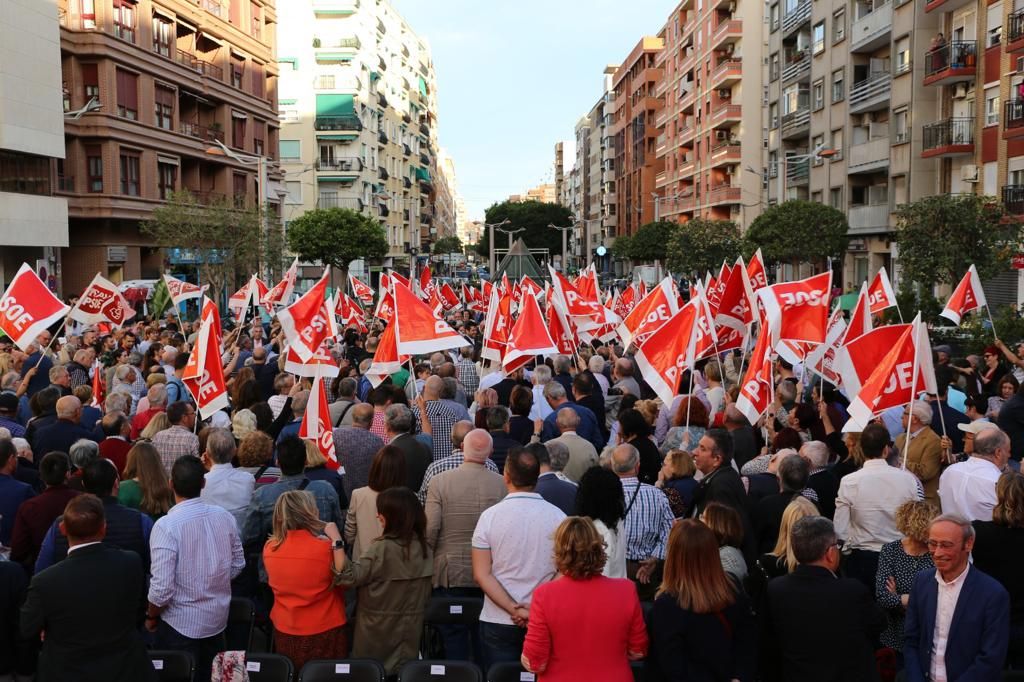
299;372;339;469
439;282;461;312
835;324;911;396
418;266;434;301
201;296;222;344
374;273;396;323
0;263;69;352
548;266;601;328
182;315;229;418
867;266;898;314
617;277;680;347
262;257;298;309
503;295;558;373
69;273;136;328
735;314;774;425
335;292;367;333
613;285;637;319
715;257;756;331
746;248;768;291
284;342;340;378
482;285;513;363
690;284;721;361
843;281;873;345
162;274;208;307
805;307;847;386
90;360;105;408
637;279;648;300
519;275;543;301
757;271;831;346
389;270;410;289
391;283;469;356
940;264;987;325
546;293;578;356
228;275;268;324
366;321;409;387
349;274;375;306
277;269;338;362
634;300;702;405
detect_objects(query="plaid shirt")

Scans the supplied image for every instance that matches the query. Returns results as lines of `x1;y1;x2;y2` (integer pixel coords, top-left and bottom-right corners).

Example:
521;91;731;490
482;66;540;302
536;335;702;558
416;450;500;503
370;410;388;440
413;400;460;461
619;476;674;561
153;425;200;476
456;357;480;396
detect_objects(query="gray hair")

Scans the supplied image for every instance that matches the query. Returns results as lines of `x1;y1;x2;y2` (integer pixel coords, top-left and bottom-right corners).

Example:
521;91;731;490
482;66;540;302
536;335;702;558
385;404;414;434
930;513;977;544
973;427;1008;457
463;428;493;462
543;380;566;401
205;427;236;465
291;390;310;416
801;440;830;470
104;392;130;415
336;377;357;399
533;364;552;385
546;440;570;472
69;438;99;470
114;365;135;383
555;407;580;431
779;453;810;492
441;377;459;400
909;399;933;425
147;383;168;407
588;355;605;374
485;405;511;430
791;516;836;564
129;352;143;366
776;381;797;403
553;356;572;373
611;443;640;475
1;372;20;391
48;365;68;383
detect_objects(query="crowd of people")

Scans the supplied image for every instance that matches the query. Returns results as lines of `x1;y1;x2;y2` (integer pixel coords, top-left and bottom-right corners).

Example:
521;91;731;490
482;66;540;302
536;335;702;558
0;306;1022;681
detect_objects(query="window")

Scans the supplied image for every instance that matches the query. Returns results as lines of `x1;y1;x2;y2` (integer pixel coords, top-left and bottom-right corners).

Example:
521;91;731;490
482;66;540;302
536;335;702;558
250;62;264;99
115;69;138;120
812;134;825;164
832;9;845;43
0;151;52;195
770;52;780;80
986;86;1000;126
158;162;176;199
829;186;842;209
250;1;262;39
229;0;241;26
317;74;335;89
155;86;174;130
812;191;823;203
80;0;96;28
152;15;172;56
988;2;1003;47
280;139;300;159
233;173;247;208
812;79;824;110
285;181;301;204
895;36;911;74
770;2;780;30
119;151;140;196
86;145;103;193
770;101;779;128
831;69;845;102
232;114;246;149
253;121;264;156
231;56;245;89
279;107;298;122
112;0;135;43
831;128;844;159
894;108;909;143
813;21;825;54
81;63;99;102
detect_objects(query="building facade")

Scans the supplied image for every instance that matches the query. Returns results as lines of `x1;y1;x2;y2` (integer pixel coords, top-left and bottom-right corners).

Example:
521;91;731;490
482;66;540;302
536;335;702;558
56;0;282;296
276;0;440;262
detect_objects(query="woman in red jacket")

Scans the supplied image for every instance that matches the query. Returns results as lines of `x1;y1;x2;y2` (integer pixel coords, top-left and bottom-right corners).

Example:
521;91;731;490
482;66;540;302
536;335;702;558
521;516;648;680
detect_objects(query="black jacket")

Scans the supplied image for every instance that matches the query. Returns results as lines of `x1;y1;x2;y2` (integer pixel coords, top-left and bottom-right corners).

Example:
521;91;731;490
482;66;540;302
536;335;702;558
390;433;432;492
692;465;755;560
47;497;150;574
806;469;839;520
20;543;155;682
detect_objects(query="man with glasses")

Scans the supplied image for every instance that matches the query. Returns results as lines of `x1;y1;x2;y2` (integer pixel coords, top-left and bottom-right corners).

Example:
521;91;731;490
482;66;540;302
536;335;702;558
938;425;1008;521
896;400;944;506
152;401;199;476
903;514;1009;681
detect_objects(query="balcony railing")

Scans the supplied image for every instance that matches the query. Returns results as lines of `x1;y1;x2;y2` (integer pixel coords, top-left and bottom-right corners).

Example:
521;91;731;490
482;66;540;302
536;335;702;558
849;72;891;111
1005;100;1024;130
782;1;812;34
781;107;810;136
1010;10;1024;48
781;54;810;82
1003;185;1024;215
314;115;363;131
176;49;198;70
316;158;363;171
378;130;388;144
420;152;430;165
922;117;975;152
197;59;223;80
786;158;810;185
180;121;225;144
378;167;389;180
192;190;227;205
317;196;364;210
924;40;976;79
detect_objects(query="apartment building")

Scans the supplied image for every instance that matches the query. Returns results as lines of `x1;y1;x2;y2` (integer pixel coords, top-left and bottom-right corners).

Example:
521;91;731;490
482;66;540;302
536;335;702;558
434;148;458;239
611;38;665;238
56;0;282;295
276;0;439;262
1;0;69;287
654;0;765;228
508;184;556;203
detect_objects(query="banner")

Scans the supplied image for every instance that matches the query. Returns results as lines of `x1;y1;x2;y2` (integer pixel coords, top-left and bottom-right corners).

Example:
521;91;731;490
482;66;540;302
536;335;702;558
349;274;375;307
867;266;898;314
735;314;774;425
940;264;987;325
163;274;208;307
503;294;558;373
181;315;229;418
69;273;136;327
757;271;831;346
277;268;338;363
262;257;298;309
392;282;469;356
299;371;339;469
0;263;69;352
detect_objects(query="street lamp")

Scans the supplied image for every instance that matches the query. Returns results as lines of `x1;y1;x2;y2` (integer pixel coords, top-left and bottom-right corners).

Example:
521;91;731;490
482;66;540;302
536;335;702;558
485;218;512;274
205;139;271;278
549;216;577;273
748;144;835;205
64;96;102;120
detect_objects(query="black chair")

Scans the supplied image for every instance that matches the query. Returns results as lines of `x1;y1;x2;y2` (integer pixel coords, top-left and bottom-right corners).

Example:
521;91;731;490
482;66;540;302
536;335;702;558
421;596;485;658
398;660;483;682
487;661;536;682
225;596;256;651
149;650;195;682
299;659;386;681
245;653;295;682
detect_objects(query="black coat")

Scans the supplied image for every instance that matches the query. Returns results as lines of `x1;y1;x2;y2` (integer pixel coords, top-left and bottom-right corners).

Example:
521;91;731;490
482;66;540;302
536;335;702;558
0;560;28;676
31;419;95;459
390;433;432;492
806;469;839;520
20;543;155;682
760;564;884;682
692;465;754;559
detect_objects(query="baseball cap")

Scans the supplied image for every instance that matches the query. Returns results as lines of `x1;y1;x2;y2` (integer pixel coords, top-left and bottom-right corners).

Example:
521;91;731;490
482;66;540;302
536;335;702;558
957;419;999;435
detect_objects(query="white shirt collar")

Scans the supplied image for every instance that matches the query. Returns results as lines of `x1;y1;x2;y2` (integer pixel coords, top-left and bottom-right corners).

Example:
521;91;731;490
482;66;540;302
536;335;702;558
935;563;971;588
67;541;102;555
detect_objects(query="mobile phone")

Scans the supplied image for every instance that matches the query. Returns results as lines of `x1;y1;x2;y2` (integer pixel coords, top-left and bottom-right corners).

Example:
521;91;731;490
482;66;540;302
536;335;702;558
58;337;67;344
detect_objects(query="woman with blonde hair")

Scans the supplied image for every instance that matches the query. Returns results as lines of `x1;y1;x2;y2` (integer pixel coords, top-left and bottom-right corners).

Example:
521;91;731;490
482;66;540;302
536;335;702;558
522;517;648;680
656;449;698;518
470;387;498;429
701;501;748;582
646;519;756;681
139;411;170;440
263;490;348;674
118;442;174;518
747;496;819;608
303;440;345;504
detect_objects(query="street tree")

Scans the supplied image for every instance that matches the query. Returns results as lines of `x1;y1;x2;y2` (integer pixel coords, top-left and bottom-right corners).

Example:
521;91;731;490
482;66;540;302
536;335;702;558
744;200;848;271
666;218;742;276
285;207;388;287
628;221;676;264
432;235;463;255
611;234;633;262
476;200;574;261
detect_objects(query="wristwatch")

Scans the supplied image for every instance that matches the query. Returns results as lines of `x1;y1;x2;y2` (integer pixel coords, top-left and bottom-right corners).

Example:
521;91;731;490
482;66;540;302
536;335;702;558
332;539;345;551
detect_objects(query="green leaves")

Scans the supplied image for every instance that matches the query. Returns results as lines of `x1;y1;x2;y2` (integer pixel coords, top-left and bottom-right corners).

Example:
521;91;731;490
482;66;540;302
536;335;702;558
285;207;388;270
744;200;848;267
476;200;575;258
665;219;743;276
432;235;463;255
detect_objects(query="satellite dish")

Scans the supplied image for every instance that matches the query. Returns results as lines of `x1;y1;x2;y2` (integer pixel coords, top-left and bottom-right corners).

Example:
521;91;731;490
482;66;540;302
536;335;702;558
596;246;607;257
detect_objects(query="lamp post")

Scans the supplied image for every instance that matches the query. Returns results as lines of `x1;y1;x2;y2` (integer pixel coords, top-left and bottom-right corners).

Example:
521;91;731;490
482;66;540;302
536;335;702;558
205;139;270;278
485;218;512;274
548;216;577;273
495;225;524;273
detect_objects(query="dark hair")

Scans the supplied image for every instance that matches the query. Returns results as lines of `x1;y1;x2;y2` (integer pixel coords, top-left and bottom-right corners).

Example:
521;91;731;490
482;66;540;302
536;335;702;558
0;438;16;470
509;385;533;418
62;493;105;539
277;436;308;476
859;423;890;459
575;466;626;529
101;411;128;438
368;387;392;407
964;396;987;413
791;516;836;564
35;387;61;416
619;394;640;414
618;409;650;439
39;451;71;487
505;446;541;488
171;455;206;499
792;403;819;431
249;401;273;432
376;487;428;559
704;428;734;467
572;372;594;396
173;352;190;371
702;501;744;548
166;401;191;425
778;454;810;493
772;427;804;452
368;445;407;491
232;380;261;412
673;397;710;429
82;458;118;497
524;442;549;465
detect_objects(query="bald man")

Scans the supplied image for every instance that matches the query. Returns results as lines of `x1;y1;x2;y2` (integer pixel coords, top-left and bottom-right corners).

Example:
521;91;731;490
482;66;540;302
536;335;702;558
33;397;95;457
417;421;500;503
413;375;460;460
333;403;384;499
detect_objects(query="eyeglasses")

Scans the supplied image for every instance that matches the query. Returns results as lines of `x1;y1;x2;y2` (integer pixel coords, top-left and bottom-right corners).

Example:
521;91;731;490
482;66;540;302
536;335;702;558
832;539;845;551
927;540;958;551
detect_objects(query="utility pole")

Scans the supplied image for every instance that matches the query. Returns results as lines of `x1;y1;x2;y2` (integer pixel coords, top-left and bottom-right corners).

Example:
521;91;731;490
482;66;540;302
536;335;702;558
485;218;511;274
548;217;577;273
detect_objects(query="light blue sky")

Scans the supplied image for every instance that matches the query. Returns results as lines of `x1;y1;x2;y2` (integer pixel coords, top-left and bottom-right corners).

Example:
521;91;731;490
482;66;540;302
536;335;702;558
391;0;672;221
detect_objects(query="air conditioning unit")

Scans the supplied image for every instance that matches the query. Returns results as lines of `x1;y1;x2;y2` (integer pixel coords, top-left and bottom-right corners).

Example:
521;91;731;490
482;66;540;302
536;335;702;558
718;88;732;98
961;164;979;182
716;130;729;140
860;113;873;126
953;83;969;99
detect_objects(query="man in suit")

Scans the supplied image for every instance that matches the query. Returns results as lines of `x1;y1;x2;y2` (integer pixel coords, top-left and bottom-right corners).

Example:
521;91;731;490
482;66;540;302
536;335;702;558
691;429;754;558
761;516;885;682
385;403;432;491
32;396;94;457
532;442;577;515
801;440;840;519
20;494;155;681
904;514;1010;681
753;452;811;554
486;406;523;473
895;400;945;506
543;408;598;483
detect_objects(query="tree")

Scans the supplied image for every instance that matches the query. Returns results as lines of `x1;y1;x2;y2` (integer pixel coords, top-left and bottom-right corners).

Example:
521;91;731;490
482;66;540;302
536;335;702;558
744;200;849;270
285;207;388;288
432;235;463;255
627;221;676;263
144;190;268;303
894;194;1023;286
666;218;743;276
611;234;633;261
475;200;573;261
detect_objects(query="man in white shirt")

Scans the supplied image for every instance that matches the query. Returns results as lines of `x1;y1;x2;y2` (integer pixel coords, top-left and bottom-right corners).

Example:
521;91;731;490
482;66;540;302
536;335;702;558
834;423;923;589
199;428;254;532
472;446;565;670
938;424;1009;521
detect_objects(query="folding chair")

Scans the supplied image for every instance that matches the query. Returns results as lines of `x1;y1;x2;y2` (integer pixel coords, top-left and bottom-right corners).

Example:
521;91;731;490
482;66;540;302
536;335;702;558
420;596;484;659
244;652;295;682
398;660;483;682
486;661;536;682
225;596;256;651
149;650;195;682
299;658;387;681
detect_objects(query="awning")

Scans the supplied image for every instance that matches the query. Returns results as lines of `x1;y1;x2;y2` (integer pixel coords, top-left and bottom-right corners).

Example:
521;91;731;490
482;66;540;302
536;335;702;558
318;176;359;183
414;167;431;182
417;76;428;97
317;53;354;62
279;98;297;106
316;93;354;116
157;154;179;166
197;32;222;47
152;5;175;22
315;133;359;141
231;110;248;119
175;17;197;33
838;292;858;311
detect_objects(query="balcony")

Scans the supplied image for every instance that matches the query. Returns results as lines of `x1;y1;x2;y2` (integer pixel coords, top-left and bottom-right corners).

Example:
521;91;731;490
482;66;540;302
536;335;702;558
403;177;412;189
850;1;892;53
780;107;810;139
378;130;388;145
781;54;810;83
921;117;975;157
924;0;973;13
786;158;810;186
312;0;360;15
420;152;430;166
314;115;363;132
180;121;225;144
1005;100;1024;139
655;170;668;188
197;59;223;81
679;123;696;144
782;1;812;36
175;49;198;70
680;87;696;112
923;41;976;86
316;158;363;172
379;204;390;218
848;136;890;173
419;122;430;136
678;192;697;211
709;104;743;128
711;19;743;48
378;92;388;108
710;142;742;167
1003;185;1024;215
1009;10;1024;53
708;185;741;206
679;155;695;178
192;190;227;205
849;73;891;114
710;59;743;88
848;203;890;234
378;167;389;180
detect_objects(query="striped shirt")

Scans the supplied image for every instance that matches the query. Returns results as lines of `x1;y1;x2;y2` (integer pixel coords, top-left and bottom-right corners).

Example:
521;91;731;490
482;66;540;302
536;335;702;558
456;357;480;396
148;498;245;639
619;477;674;561
417;450;500;503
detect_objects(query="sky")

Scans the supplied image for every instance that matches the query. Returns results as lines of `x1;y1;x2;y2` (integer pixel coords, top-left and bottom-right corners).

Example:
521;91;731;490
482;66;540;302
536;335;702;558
391;0;673;221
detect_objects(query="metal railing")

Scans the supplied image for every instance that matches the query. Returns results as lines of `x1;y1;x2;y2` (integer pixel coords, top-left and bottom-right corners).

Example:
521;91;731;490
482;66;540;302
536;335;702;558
314;115;364;131
180;121;225;143
922;117;975;151
316;158;363;171
317;196;364;210
197;59;223;80
924;40;976;77
1005;100;1024;129
781;107;810;136
1003;185;1024;215
850;72;891;108
782;1;811;34
786;158;810;184
712;58;742;82
176;49;198;70
781;54;810;82
1011;9;1024;43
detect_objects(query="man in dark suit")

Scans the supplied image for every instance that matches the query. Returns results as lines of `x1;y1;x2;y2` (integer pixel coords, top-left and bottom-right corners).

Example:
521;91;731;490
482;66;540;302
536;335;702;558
801;440;840;519
486;406;522;473
20;493;155;682
753;453;811;554
531;442;577;515
691;429;754;558
32;396;94;457
761;516;885;682
571;373;608;444
904;514;1009;681
385;403;432;491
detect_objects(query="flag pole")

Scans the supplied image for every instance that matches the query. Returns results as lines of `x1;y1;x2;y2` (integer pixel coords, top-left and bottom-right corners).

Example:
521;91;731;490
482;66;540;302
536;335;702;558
902;327;922;470
34;318;67;370
735;325;750;382
684;369;695;434
986;302;998;340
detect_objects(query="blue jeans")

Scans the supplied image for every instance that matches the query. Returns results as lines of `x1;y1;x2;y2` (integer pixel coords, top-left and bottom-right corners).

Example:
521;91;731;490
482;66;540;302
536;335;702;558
155;620;225;682
433;587;483;663
479;621;525;671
